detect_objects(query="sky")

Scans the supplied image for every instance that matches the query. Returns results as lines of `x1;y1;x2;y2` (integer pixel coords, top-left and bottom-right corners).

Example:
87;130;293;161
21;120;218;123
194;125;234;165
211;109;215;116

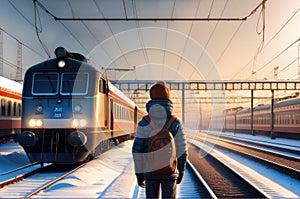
1;0;300;124
0;0;300;82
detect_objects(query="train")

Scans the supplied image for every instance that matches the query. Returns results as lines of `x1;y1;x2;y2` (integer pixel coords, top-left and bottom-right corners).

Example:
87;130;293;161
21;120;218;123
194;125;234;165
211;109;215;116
0;76;22;143
18;47;144;163
219;97;300;139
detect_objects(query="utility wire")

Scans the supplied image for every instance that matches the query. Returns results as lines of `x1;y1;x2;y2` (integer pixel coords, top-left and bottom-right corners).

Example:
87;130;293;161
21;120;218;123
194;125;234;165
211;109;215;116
254;38;300;74
194;0;229;79
215;21;244;65
163;0;176;64
278;57;299;77
7;0;41;32
265;57;299;79
92;0;131;75
176;0;201;71
0;27;46;59
122;0;128;19
132;0;149;64
0;57;21;70
33;0;51;58
207;0;215;18
162;0;177;78
231;5;300;80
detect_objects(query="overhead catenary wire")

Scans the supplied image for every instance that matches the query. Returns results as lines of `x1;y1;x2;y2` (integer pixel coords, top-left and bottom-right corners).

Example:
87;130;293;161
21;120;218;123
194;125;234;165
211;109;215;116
207;0;215;18
215;21;244;65
132;0;149;64
162;0;177;66
253;38;300;75
250;0;266;77
231;5;300;80
33;1;51;58
161;0;177;79
34;0;271;80
7;0;41;32
0;57;24;79
0;27;47;59
122;0;128;19
192;0;229;79
35;0;267;22
0;57;19;70
92;0;132;76
175;0;202;71
264;56;300;79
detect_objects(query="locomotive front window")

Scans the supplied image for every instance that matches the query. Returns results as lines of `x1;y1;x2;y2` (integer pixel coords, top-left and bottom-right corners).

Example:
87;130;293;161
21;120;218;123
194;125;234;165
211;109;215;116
32;73;59;95
61;72;89;95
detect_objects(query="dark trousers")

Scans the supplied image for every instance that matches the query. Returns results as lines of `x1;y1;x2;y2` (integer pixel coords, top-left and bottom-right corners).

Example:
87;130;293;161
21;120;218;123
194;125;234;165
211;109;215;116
145;179;177;199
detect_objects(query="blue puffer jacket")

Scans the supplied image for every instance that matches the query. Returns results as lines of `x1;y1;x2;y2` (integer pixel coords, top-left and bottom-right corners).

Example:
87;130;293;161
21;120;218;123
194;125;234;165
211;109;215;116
132;99;188;180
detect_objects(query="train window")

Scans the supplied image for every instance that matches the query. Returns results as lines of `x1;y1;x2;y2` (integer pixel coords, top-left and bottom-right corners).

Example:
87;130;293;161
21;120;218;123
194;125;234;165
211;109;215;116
32;73;59;95
296;113;300;124
279;114;283;124
61;72;89;95
13;102;17;116
291;114;295;125
116;104;120;120
7;101;11;117
18;103;21;117
99;78;107;94
113;102;116;118
1;99;5;116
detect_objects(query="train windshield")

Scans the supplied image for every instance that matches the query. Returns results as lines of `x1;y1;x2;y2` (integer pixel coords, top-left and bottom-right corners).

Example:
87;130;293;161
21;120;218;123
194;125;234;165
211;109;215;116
32;73;59;95
31;72;89;96
61;72;89;95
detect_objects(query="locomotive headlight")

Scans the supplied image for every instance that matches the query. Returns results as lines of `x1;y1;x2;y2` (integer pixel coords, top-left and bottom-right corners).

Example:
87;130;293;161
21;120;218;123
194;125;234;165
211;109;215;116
28;119;43;128
79;119;87;127
74;104;82;113
36;105;43;113
72;119;87;127
58;60;66;68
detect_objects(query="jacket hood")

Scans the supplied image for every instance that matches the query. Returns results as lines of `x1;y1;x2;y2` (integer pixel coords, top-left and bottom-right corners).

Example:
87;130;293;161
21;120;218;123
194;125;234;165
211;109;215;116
146;99;173;127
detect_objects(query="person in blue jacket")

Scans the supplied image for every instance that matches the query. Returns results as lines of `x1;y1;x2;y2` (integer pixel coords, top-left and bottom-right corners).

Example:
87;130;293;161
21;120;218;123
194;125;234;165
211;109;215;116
132;81;188;199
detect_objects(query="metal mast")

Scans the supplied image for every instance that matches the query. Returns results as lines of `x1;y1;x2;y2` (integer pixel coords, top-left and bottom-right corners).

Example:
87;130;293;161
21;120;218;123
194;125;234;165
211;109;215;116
0;30;3;76
16;41;22;82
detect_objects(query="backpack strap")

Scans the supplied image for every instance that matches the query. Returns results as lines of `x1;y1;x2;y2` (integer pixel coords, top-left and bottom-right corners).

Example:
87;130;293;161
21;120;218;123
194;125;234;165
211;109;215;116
143;115;156;129
164;115;176;130
144;115;177;130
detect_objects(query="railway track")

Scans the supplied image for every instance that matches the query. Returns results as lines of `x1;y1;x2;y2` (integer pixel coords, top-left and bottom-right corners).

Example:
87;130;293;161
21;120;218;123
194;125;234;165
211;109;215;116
188;144;267;198
0;164;84;198
134;160;217;198
194;132;300;179
188;132;300;198
213;132;300;157
0;162;41;188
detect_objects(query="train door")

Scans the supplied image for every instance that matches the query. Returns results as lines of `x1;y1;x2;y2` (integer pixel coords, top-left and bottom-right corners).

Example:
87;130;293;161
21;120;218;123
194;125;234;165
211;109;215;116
99;78;109;128
133;106;137;138
110;99;114;137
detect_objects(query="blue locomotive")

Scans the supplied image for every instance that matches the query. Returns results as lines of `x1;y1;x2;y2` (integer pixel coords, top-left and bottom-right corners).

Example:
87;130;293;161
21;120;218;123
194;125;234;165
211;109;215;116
19;47;144;163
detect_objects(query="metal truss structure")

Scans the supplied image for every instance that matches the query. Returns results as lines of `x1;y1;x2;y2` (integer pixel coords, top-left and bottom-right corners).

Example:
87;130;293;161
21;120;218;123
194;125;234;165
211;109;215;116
112;80;300;139
111;80;300;91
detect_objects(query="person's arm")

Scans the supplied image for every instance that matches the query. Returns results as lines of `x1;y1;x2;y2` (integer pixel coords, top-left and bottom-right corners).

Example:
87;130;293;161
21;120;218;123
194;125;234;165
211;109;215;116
174;120;188;184
132;121;147;187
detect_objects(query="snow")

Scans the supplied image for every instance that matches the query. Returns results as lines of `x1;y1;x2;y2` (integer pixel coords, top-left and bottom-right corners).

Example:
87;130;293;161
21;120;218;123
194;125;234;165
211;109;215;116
0;143;42;184
36;141;137;198
0;134;300;198
0;143;30;174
